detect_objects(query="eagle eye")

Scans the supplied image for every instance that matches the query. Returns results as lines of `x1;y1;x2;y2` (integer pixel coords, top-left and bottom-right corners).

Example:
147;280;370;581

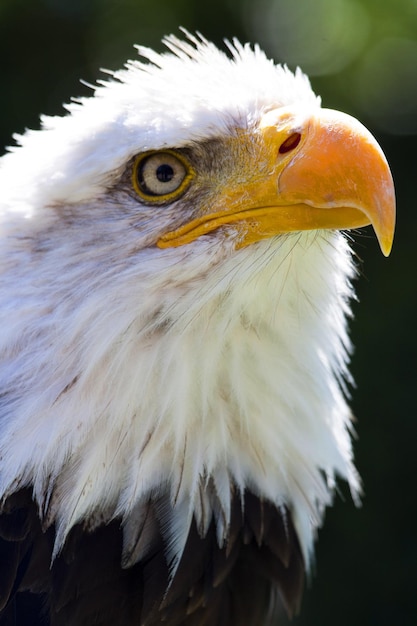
132;150;194;203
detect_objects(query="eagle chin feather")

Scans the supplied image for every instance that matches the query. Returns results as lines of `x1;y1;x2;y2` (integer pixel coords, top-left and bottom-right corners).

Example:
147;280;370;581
0;32;393;625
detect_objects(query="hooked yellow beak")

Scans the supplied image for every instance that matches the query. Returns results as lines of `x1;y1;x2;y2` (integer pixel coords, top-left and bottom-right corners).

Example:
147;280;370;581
157;107;395;256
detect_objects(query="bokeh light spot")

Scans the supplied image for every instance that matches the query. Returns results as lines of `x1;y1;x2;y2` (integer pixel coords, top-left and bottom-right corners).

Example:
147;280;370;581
245;0;370;75
353;37;417;134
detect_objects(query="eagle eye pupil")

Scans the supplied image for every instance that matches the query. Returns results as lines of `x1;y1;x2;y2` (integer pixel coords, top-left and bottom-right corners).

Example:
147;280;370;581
156;164;174;183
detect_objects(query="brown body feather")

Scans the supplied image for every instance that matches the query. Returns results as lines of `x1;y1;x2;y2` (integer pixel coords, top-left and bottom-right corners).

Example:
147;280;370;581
0;488;304;626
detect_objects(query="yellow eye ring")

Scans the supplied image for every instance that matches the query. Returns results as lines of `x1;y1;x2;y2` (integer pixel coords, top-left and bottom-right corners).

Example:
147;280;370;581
132;150;195;203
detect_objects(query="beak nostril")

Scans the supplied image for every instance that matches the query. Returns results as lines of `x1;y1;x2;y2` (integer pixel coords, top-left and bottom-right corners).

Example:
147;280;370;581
279;132;302;154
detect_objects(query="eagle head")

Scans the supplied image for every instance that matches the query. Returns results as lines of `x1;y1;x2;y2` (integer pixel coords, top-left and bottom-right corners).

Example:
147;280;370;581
0;33;395;625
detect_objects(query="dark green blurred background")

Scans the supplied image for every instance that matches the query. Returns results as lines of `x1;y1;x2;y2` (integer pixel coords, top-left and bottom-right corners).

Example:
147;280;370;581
0;1;415;624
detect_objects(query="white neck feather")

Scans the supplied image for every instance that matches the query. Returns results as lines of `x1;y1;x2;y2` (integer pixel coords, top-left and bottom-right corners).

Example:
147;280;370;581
0;230;359;566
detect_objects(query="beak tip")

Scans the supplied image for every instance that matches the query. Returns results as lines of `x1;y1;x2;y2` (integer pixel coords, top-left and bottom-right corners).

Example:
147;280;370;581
378;233;394;257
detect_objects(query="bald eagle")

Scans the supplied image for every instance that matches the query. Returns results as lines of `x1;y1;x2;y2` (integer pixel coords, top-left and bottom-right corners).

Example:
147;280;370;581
0;33;395;626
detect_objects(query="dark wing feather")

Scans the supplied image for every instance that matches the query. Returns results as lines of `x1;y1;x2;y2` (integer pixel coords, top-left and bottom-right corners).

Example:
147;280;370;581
0;488;304;626
0;489;51;626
